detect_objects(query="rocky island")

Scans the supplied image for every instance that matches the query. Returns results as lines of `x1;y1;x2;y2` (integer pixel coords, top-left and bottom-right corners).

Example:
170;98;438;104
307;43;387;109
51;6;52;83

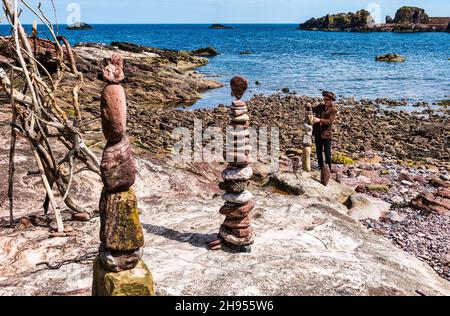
66;22;93;30
299;6;450;32
209;24;232;29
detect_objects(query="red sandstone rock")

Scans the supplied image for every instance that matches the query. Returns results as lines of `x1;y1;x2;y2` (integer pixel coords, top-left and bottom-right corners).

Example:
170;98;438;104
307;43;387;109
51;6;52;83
103;54;125;84
223;216;251;229
101;136;136;193
230;76;248;100
229;227;253;238
219;201;255;219
101;84;127;143
219;225;254;246
321;165;331;186
437;189;450;199
411;193;450;216
72;212;91;222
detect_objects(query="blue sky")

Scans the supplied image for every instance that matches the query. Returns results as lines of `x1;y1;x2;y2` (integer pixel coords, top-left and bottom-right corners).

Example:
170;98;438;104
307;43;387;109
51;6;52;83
6;0;450;24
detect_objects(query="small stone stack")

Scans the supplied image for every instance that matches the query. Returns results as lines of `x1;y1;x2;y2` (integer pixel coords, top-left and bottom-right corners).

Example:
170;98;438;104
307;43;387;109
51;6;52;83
302;104;314;172
210;76;255;253
92;54;154;296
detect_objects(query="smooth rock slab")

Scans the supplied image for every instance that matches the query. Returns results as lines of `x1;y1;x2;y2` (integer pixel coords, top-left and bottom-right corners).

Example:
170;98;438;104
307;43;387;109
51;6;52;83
92;258;154;296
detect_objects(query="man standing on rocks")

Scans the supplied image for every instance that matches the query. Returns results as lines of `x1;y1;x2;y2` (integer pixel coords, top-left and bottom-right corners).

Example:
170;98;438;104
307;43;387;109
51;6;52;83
312;91;338;186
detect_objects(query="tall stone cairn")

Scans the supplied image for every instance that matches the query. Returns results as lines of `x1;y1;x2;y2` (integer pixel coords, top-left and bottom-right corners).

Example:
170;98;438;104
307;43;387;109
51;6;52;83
92;54;154;296
209;76;255;253
302;104;314;172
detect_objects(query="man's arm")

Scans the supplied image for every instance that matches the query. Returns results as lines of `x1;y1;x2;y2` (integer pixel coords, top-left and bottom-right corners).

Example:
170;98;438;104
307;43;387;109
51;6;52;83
320;108;337;125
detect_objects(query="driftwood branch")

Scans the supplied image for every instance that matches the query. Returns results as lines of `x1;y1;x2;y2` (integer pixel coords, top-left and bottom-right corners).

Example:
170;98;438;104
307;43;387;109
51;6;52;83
1;0;101;232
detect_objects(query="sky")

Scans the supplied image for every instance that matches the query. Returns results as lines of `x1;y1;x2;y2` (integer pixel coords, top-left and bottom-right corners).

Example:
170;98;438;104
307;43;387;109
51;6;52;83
3;0;450;24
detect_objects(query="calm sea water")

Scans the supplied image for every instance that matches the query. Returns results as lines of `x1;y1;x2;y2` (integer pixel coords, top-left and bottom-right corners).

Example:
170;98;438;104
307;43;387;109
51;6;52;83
2;24;449;109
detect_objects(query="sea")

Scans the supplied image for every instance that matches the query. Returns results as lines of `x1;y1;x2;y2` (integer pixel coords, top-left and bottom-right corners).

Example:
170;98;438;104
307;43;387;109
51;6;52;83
1;24;449;109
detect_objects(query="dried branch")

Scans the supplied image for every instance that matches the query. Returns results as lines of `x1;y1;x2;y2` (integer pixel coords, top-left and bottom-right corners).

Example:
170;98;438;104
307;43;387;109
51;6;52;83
1;0;101;232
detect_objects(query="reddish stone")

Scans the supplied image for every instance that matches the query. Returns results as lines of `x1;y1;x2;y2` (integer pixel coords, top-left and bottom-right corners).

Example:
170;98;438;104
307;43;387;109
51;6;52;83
219;225;254;246
101;136;136;193
101;84;127;143
232;100;246;108
321;165;331;186
230;76;248;100
103;54;125;84
219;201;255;219
429;178;450;188
210;244;222;251
228;227;253;238
209;239;222;250
411;193;450;216
231;121;251;129
49;232;67;238
223;216;251;229
209;239;221;247
72;212;91;222
437;188;450;199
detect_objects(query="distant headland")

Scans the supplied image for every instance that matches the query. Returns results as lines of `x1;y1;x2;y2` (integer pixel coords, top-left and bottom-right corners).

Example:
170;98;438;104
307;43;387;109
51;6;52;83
298;6;450;32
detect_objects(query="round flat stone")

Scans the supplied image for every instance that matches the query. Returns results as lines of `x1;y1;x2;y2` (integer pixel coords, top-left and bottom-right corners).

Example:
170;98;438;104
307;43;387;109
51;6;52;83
219;181;248;193
220;201;255;219
230;109;248;117
223;190;254;205
232;114;250;124
223;216;251;229
229;227;253;238
222;166;253;181
220;225;254;246
232;100;246;107
72;212;91;222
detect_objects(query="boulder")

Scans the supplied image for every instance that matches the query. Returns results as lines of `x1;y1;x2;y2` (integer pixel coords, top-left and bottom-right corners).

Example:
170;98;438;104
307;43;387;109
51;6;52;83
376;54;406;62
66;22;93;30
345;193;392;220
191;47;218;57
386;15;394;24
92;259;154;296
270;172;355;204
393;7;430;25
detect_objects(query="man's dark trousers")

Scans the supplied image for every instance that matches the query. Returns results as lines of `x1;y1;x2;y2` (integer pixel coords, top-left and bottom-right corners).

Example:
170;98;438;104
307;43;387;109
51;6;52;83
315;136;332;169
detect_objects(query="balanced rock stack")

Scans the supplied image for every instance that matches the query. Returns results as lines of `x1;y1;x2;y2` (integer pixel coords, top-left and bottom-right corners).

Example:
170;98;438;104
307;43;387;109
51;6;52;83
92;54;154;296
302;104;314;172
210;76;255;253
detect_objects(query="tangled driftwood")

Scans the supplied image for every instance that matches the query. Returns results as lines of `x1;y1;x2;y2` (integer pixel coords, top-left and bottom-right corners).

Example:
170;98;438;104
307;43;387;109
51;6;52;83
1;0;99;232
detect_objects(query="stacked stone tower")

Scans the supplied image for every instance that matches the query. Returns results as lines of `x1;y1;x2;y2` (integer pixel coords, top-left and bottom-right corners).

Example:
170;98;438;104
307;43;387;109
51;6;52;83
92;54;154;296
210;76;255;253
302;103;314;172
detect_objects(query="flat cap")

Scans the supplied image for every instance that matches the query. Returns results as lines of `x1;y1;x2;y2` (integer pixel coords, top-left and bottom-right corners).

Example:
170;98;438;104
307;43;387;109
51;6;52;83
322;91;336;101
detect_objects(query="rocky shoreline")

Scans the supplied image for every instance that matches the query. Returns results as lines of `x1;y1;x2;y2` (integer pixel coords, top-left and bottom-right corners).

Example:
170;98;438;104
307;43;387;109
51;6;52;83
299;6;450;32
0;35;449;290
107;93;449;280
0;39;223;109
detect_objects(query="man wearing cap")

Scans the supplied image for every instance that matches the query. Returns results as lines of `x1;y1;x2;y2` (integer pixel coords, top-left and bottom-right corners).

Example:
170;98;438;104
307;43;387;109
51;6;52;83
312;91;338;185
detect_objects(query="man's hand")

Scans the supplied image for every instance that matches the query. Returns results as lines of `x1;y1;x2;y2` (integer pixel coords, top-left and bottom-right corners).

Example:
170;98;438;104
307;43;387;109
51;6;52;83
313;117;321;124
